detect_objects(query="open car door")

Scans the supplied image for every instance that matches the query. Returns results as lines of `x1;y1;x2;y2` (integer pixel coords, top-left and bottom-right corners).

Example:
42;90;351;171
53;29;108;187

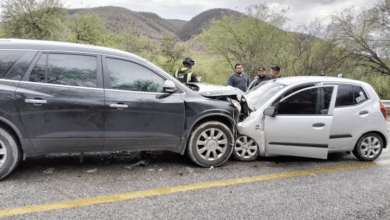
264;85;337;159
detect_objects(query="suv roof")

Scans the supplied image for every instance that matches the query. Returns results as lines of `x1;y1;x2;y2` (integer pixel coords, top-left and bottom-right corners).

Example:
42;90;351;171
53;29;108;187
0;39;144;62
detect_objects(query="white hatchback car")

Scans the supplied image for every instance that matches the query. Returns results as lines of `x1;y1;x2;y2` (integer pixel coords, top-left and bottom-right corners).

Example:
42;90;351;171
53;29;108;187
234;76;389;161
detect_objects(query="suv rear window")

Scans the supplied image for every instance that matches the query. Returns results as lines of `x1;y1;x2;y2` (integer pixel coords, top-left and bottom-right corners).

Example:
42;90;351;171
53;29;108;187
0;50;26;78
335;84;368;107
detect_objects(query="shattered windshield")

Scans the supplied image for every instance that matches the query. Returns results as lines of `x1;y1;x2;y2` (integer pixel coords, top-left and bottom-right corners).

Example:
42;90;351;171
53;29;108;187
247;81;286;111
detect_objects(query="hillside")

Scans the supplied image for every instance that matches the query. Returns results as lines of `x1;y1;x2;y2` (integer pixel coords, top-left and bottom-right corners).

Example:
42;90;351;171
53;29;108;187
67;6;177;39
178;8;244;41
66;7;247;41
166;19;187;34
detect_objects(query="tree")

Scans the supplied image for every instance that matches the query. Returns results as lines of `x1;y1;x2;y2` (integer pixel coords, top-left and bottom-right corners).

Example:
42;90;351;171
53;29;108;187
159;35;186;73
69;12;108;45
195;4;291;77
121;29;153;55
329;1;390;77
0;0;69;40
0;25;5;38
281;20;352;76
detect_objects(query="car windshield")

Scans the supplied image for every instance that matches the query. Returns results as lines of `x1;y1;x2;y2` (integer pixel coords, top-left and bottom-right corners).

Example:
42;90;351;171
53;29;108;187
247;81;286;111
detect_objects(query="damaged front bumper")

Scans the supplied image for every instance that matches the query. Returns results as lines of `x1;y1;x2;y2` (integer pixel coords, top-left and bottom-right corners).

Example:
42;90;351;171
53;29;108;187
236;113;266;157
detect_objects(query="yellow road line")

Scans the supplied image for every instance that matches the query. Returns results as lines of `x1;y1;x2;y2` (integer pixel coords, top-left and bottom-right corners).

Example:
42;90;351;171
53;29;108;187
1;159;390;218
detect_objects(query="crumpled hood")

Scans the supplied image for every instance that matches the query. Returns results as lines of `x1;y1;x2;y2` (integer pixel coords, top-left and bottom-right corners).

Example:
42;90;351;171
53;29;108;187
186;83;253;118
186;83;245;98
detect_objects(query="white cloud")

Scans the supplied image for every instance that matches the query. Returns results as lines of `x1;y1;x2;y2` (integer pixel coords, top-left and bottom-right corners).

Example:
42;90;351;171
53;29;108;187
279;0;376;28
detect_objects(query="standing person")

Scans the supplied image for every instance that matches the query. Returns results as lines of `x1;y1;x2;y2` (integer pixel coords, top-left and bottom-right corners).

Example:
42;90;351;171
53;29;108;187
248;66;271;90
271;65;281;78
227;63;250;92
174;57;199;83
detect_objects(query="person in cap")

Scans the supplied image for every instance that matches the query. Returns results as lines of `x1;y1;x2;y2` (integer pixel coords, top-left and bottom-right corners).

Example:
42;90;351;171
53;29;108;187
271;65;281;78
248;66;271;90
227;63;250;92
174;57;199;83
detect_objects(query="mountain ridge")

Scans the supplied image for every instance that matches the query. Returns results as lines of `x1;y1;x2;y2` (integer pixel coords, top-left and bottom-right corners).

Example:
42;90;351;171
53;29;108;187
66;7;244;41
67;6;177;39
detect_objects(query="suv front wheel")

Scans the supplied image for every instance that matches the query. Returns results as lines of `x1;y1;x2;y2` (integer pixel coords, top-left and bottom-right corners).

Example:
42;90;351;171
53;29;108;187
187;121;233;167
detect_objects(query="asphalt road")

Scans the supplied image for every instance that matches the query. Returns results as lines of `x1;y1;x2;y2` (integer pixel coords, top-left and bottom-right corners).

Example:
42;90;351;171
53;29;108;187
1;123;390;219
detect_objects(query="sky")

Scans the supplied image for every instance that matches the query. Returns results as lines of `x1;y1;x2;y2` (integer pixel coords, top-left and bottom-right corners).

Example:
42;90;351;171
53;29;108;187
64;0;377;28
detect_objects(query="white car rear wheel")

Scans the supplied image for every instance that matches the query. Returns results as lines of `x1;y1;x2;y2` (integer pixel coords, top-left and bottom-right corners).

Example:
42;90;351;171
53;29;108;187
353;133;383;161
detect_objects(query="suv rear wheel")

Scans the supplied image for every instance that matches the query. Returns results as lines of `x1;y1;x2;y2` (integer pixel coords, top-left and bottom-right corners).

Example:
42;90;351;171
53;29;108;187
187;121;233;167
353;132;383;161
0;128;21;180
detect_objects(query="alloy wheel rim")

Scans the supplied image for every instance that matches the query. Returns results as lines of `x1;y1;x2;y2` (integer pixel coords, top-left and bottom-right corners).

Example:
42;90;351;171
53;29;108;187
0;140;7;168
235;136;258;158
196;128;227;161
360;136;381;159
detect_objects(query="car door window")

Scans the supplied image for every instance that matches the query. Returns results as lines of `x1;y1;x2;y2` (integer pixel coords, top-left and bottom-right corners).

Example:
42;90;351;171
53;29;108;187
335;84;368;107
29;53;98;88
106;58;164;93
47;54;97;87
278;87;333;115
335;84;354;107
29;53;47;83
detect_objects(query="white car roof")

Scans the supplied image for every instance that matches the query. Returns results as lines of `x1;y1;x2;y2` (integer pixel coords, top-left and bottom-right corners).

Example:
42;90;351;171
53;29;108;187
273;76;371;88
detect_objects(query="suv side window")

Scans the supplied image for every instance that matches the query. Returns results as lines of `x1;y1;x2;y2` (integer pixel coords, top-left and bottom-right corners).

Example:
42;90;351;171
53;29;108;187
29;53;46;82
29;53;98;88
0;50;26;78
106;58;164;93
278;87;333;115
47;54;97;87
5;51;37;80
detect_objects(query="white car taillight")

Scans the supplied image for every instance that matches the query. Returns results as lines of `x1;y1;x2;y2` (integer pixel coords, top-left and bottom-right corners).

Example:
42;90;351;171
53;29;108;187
380;101;387;120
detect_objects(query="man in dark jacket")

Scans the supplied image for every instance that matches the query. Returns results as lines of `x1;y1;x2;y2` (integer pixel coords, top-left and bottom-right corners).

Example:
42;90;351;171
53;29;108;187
271;65;281;78
227;63;250;92
248;66;271;90
175;57;199;83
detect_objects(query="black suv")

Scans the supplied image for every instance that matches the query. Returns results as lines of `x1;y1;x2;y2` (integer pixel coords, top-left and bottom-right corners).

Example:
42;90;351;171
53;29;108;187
0;39;242;180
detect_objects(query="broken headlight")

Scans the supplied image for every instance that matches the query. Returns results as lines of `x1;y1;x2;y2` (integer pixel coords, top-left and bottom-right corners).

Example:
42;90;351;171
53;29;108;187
230;99;241;112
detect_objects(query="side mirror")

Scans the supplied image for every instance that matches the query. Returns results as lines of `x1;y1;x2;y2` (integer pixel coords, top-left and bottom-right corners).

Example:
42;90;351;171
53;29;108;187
263;107;276;117
163;80;177;93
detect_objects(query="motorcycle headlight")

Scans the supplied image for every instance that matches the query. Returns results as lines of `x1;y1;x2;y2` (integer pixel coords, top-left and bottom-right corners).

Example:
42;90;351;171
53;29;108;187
230;99;241;112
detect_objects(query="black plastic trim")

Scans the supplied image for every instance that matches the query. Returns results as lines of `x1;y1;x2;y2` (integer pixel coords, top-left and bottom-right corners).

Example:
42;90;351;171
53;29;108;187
268;142;328;148
329;134;353;139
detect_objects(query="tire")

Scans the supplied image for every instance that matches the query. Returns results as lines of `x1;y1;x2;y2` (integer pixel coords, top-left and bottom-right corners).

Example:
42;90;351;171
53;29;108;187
187;121;234;167
352;132;383;161
233;135;259;161
0;128;21;180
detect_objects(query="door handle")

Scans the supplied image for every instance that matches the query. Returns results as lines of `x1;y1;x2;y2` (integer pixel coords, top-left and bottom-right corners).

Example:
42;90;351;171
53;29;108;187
312;123;325;127
359;110;369;115
110;104;128;109
25;99;47;106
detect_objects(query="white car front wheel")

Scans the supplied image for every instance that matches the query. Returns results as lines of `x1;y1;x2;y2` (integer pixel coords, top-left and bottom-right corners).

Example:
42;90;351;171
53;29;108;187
233;135;259;161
